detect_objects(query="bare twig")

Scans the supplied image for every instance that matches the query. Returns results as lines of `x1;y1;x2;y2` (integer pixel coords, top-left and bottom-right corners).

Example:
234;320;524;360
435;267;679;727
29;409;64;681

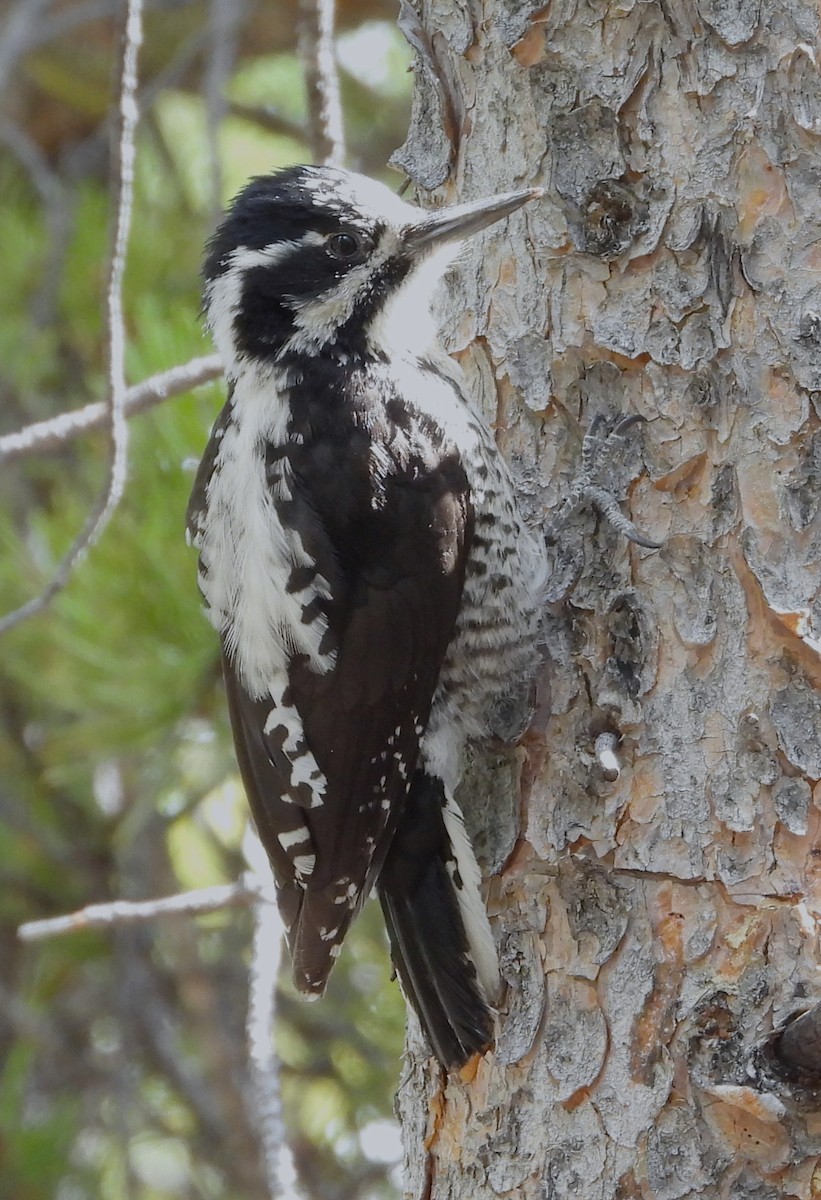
115;926;239;1152
0;0;52;100
0;355;223;465
243;832;304;1200
247;897;290;1197
0;114;62;208
14;0;119;53
0;0;144;636
0;116;75;328
94;0;142;554
18;876;272;942
204;0;244;222
227;100;307;144
298;0;345;167
0;979;62;1048
138;24;212;117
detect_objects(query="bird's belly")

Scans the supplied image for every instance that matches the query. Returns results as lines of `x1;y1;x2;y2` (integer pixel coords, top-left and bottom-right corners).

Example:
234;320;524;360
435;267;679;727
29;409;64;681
421;484;545;788
447;525;542;705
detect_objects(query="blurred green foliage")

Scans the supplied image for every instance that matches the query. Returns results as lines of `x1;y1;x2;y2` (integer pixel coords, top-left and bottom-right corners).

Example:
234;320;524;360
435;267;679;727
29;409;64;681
0;8;411;1198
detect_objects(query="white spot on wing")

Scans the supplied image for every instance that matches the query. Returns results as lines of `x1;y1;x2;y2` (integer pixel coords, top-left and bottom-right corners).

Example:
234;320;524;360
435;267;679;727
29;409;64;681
290;752;325;797
278;826;310;851
261;679;327;806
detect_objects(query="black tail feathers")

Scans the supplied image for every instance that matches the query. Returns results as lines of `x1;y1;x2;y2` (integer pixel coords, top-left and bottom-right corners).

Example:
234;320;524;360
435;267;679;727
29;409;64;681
377;771;499;1069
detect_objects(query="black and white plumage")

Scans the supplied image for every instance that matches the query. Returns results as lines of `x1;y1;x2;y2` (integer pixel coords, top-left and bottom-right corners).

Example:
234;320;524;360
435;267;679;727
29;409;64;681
187;165;546;1067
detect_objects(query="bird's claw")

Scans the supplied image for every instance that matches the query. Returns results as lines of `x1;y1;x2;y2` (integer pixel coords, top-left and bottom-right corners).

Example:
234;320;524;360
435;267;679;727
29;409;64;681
545;413;662;549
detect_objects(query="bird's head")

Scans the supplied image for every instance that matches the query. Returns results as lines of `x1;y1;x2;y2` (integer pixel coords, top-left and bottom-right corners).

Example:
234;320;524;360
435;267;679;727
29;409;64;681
202;165;541;373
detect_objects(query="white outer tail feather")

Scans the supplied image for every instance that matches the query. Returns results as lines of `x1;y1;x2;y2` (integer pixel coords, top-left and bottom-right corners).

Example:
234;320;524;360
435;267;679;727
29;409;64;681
441;793;501;1004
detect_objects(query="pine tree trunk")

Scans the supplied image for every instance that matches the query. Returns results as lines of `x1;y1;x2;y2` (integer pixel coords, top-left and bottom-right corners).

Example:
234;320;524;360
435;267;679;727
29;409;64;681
392;2;821;1196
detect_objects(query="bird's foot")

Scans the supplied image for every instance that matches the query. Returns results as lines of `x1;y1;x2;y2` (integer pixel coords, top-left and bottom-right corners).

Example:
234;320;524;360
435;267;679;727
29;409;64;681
544;413;662;550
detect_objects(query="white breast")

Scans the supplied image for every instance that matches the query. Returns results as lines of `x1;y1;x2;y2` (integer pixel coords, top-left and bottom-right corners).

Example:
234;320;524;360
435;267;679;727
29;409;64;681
198;369;334;699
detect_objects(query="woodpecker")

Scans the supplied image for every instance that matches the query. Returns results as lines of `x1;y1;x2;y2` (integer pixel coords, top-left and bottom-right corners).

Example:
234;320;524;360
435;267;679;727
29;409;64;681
187;165;547;1068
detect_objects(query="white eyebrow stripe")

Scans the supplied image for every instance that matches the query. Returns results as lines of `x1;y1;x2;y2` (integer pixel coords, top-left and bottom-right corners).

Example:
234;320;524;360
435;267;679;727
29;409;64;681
228;233;323;272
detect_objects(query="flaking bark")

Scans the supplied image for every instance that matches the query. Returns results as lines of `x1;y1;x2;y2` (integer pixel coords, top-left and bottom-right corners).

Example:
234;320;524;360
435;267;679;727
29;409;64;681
393;1;821;1196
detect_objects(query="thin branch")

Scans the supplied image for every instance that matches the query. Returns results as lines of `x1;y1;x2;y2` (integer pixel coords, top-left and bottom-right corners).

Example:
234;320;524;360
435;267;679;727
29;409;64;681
0;0;144;636
115;926;240;1155
245;868;304;1200
19;858;306;1196
0;979;63;1050
298;0;345;167
18;877;272;942
0;114;62;208
0;355;223;465
96;0;142;558
0;116;77;329
204;0;244;223
138;23;212;117
0;0;53;100
227;100;307;144
15;0;119;52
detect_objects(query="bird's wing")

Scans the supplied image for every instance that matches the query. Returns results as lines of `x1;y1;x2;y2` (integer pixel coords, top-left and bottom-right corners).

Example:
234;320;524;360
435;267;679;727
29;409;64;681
222;394;473;996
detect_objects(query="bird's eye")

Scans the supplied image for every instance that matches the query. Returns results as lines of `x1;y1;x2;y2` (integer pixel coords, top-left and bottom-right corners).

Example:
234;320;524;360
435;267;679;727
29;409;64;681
327;232;362;259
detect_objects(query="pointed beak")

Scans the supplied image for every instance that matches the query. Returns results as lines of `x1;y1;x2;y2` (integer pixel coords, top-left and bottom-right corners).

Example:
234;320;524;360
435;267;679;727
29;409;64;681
403;187;543;255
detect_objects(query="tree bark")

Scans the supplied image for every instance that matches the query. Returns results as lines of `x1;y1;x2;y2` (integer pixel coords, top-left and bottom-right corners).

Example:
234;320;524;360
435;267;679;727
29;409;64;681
393;2;821;1196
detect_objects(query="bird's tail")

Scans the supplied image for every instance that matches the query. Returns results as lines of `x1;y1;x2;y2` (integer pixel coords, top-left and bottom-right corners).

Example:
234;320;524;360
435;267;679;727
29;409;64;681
377;771;501;1068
